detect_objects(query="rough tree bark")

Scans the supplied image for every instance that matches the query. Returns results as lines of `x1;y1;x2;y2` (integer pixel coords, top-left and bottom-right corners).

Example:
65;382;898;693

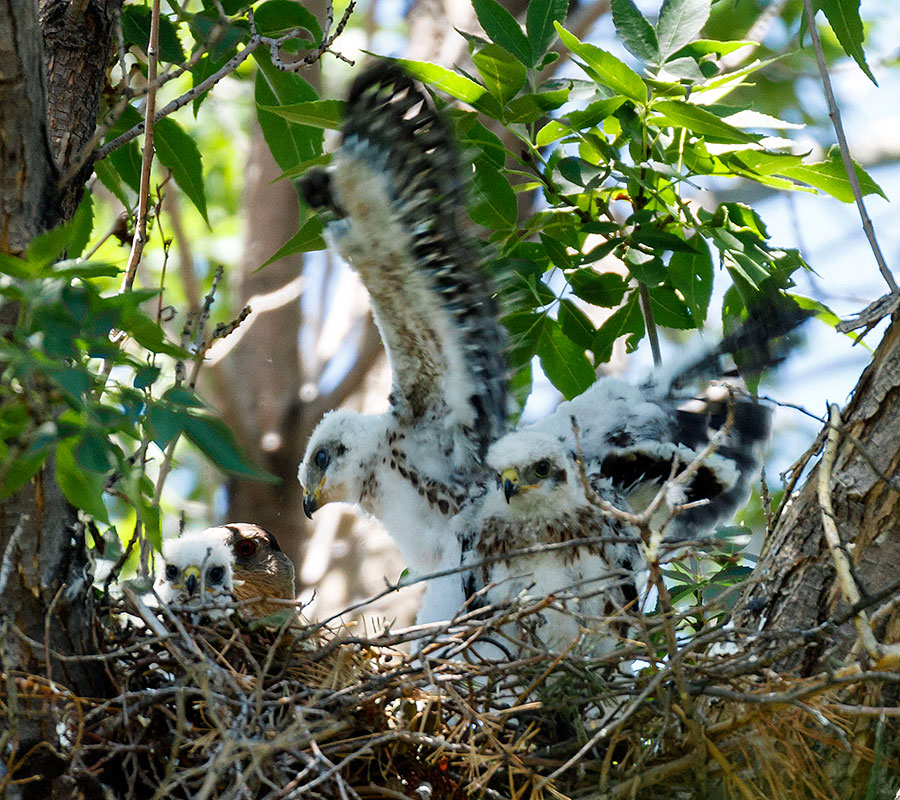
731;311;900;796
0;0;119;795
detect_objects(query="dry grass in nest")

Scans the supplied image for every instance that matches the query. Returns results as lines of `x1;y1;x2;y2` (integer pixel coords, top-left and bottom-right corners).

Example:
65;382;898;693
3;580;898;800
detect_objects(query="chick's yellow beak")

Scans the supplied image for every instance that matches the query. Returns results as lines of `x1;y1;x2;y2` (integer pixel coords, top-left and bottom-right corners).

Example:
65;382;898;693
302;489;319;519
184;565;200;596
501;468;520;503
302;475;326;519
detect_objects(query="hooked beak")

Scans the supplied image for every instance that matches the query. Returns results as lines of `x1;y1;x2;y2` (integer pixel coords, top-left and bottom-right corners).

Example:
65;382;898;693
501;468;520;503
184;566;200;596
302;490;319;520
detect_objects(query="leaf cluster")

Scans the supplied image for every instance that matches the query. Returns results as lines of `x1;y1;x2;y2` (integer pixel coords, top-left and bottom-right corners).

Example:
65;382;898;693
0;224;271;553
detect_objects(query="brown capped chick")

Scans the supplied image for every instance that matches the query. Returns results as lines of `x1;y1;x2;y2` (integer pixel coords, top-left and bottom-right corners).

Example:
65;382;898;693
206;523;297;621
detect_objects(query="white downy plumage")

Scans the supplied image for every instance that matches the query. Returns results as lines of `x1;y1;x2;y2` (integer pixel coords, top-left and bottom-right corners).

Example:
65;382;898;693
298;64;508;585
156;529;235;622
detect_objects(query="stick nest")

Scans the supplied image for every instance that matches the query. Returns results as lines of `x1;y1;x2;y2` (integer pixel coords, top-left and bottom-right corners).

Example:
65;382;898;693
4;583;898;800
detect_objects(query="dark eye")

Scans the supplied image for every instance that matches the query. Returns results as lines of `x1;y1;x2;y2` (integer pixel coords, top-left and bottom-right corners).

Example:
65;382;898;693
234;539;257;558
165;564;178;580
534;460;551;477
207;566;226;584
315;448;329;470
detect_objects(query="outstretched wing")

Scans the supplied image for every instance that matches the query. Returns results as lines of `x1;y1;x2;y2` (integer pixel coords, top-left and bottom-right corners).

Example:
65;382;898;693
301;63;508;461
530;302;809;539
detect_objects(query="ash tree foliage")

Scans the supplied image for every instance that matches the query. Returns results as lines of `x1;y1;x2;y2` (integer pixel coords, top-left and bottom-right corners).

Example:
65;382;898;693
270;0;881;403
0;0;883;557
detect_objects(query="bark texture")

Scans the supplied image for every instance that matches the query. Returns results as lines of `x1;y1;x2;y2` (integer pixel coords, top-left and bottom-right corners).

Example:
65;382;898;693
730;313;900;796
0;0;57;252
0;0;118;795
733;314;900;673
40;0;122;220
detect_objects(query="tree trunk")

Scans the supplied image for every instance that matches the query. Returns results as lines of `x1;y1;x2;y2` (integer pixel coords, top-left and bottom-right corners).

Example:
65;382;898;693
0;0;118;795
223;121;310;569
730;311;900;798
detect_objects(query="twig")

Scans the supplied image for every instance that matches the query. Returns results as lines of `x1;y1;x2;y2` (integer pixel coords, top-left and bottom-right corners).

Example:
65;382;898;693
637;282;661;368
121;0;162;292
97;41;261;161
816;403;882;661
801;0;897;294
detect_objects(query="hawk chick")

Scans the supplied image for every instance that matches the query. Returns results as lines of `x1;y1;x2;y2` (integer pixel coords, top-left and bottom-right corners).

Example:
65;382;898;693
454;431;640;655
157;531;235;623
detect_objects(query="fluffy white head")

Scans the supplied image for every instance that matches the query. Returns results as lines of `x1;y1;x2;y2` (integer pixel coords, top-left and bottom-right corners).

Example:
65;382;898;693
486;430;581;518
298;409;388;515
157;530;235;620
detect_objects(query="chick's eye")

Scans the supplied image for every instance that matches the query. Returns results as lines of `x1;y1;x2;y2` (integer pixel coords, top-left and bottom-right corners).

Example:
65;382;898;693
207;566;226;584
315;448;329;470
535;460;550;477
234;539;257;558
165;564;178;580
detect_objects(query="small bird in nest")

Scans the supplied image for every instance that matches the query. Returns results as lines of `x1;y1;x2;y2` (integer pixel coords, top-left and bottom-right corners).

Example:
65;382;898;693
156;530;235;623
156;524;296;624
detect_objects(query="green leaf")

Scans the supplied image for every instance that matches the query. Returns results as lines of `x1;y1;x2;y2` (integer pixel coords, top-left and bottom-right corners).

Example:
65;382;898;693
505;88;570;123
566;96;625;129
456;119;507;168
260;100;346;129
568;270;628;307
648;284;694;329
147;405;183;448
93;157;131;209
780;150;886;203
653;100;760;143
189;12;249;62
656;0;711;62
526;0;570;62
558;298;596;349
611;0;659;64
121;6;186;63
154;118;209;223
398;60;497;115
26;223;79;271
540;234;573;269
57;439;109;522
254;0;322;40
0;449;49;500
554;23;647;103
75;431;113;473
473;44;527;105
263;216;326;266
120;305;187;358
536;119;571;146
472;0;534;66
668;244;713;324
503;310;547;368
182;413;276;480
815;0;876;84
469;162;517;229
68;190;94;259
254;49;323;172
508;360;534;412
593;289;645;363
134;365;161;389
624;248;667;284
108;140;142;195
537;319;595;399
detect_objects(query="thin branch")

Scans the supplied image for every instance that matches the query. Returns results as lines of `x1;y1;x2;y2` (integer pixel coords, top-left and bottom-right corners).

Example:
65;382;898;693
121;0;162;291
816;403;882;661
97;41;261;161
800;0;897;294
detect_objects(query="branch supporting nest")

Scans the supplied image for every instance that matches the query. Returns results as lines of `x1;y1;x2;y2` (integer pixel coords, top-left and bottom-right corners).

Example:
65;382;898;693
817;403;900;668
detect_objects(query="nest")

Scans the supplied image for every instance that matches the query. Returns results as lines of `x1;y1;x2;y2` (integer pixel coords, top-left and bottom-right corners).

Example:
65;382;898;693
3;575;897;800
